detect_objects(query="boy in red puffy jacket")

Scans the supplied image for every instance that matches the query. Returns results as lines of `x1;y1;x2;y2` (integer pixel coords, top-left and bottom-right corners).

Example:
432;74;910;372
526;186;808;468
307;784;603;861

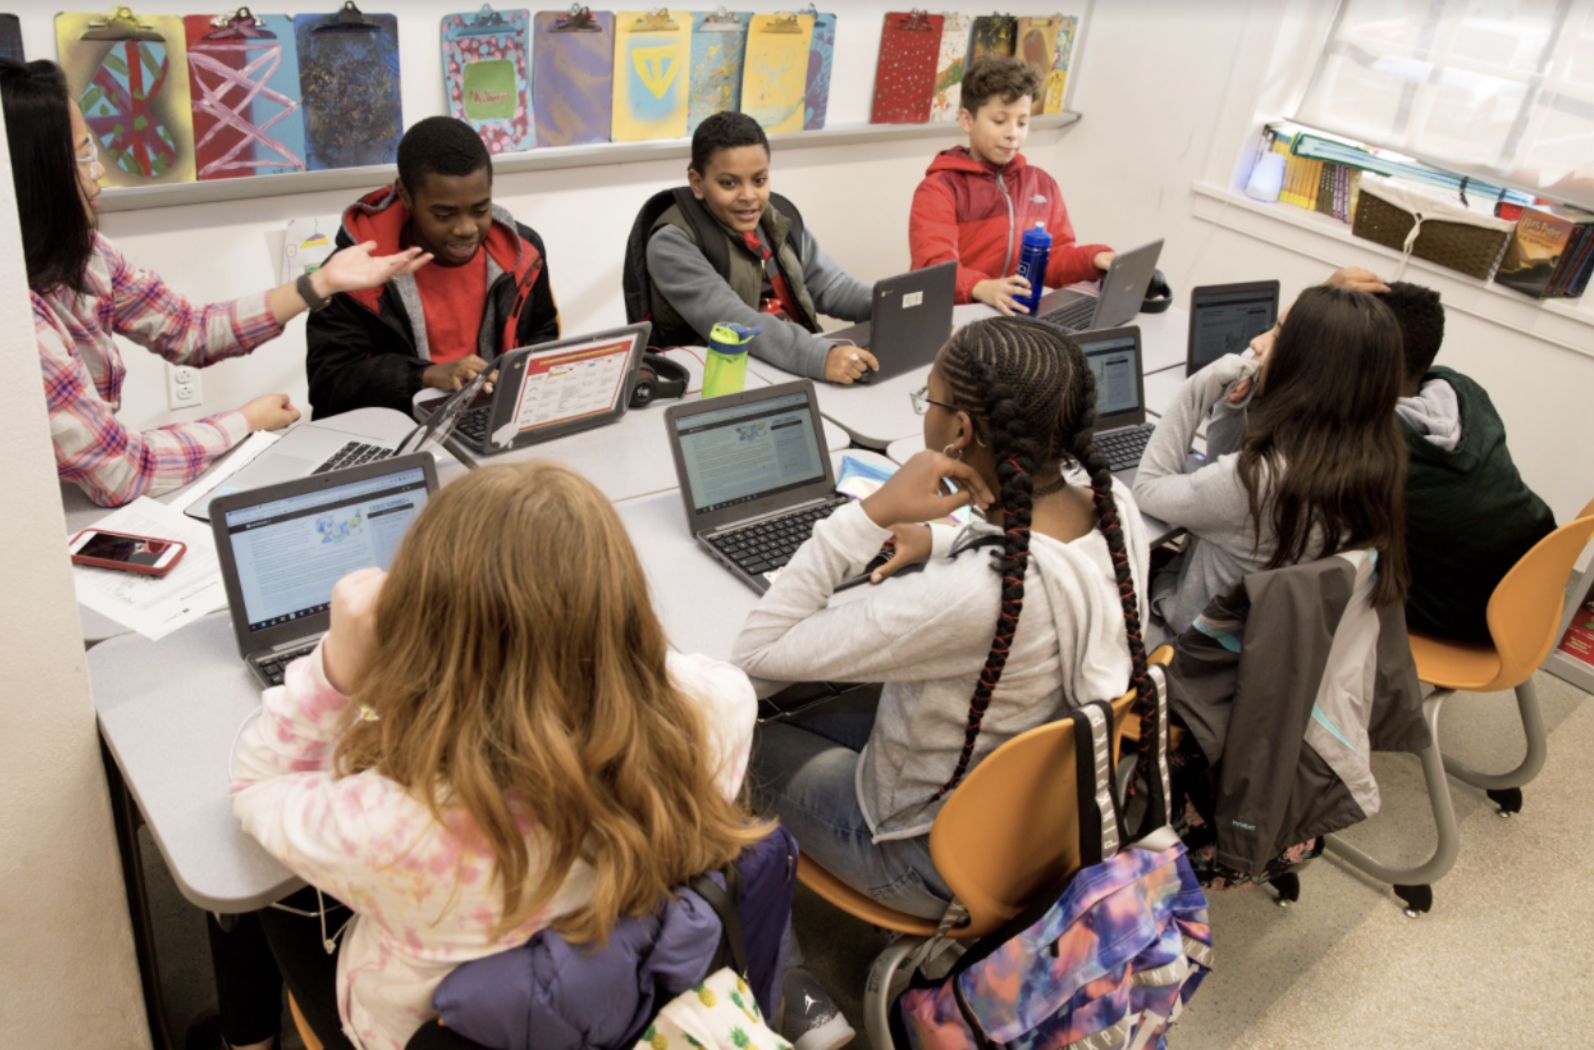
910;56;1114;314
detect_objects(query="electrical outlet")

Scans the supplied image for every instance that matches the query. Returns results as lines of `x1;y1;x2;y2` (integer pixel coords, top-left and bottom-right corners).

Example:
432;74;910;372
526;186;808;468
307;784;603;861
167;364;203;410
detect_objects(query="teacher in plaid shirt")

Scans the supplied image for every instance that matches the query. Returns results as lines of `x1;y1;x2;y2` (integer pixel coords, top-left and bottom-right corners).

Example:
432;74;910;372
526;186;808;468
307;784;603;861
2;59;431;508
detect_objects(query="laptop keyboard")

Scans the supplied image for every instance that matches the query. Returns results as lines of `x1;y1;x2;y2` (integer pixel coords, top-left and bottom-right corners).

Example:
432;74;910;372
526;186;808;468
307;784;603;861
454;405;493;451
708;497;851;576
1096;424;1157;472
311;441;392;475
1038;297;1098;332
252;643;317;687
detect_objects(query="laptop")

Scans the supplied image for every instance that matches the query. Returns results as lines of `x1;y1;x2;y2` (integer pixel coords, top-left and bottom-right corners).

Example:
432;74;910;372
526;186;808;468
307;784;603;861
416;324;649;454
209;453;439;687
185;366;487;522
1077;326;1157;484
1187;281;1280;371
664;380;882;594
1033;239;1165;334
825;261;956;383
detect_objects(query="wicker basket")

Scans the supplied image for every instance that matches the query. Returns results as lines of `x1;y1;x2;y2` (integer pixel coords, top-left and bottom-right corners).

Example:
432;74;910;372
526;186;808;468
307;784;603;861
1352;180;1514;280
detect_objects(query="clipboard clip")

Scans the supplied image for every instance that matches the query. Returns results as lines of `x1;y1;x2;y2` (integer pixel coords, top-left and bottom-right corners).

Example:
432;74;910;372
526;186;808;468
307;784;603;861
205;8;274;40
553;5;603;32
631;8;680;32
763;12;806;34
454;5;515;38
699;7;745;32
897;9;936;31
315;1;380;33
82;6;164;42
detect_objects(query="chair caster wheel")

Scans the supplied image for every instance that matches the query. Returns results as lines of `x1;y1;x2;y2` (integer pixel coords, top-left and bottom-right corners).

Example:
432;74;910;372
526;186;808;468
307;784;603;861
1487;787;1523;815
1394;884;1432;917
1269;872;1300;907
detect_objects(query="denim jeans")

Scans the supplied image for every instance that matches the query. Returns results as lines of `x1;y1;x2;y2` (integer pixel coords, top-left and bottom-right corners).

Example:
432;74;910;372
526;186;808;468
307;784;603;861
750;709;955;925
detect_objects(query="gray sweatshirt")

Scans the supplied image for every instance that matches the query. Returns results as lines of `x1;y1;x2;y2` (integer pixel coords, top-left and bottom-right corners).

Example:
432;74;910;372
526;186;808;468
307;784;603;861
733;493;1149;842
1132;353;1292;643
645;223;873;378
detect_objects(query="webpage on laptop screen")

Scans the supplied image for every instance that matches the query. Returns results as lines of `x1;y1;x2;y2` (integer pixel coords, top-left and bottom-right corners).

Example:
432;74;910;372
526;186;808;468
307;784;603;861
222;468;431;632
677;393;826;513
1084;337;1140;418
1191;290;1276;365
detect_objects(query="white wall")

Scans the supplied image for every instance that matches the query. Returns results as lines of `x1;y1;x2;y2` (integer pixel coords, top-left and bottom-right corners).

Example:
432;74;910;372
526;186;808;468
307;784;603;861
0;87;151;1050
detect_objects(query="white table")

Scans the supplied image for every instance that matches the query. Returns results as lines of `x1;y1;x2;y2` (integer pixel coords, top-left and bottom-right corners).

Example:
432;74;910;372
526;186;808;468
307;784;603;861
746;300;1190;450
437;348;851;501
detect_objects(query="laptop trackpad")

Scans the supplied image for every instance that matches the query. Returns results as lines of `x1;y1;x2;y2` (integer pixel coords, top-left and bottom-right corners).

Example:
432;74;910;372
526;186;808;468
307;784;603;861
240;456;318;489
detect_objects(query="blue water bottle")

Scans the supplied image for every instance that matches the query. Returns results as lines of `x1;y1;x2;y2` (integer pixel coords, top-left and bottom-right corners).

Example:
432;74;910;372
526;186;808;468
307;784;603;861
1015;221;1051;316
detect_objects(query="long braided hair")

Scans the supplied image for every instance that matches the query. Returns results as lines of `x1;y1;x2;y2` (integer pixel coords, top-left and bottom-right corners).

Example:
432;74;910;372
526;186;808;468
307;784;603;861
931;317;1152;799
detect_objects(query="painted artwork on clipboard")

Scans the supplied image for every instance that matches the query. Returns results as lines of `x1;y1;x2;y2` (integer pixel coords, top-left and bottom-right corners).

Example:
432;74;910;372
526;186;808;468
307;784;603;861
967;14;1016;67
532;7;615;148
871;11;942;126
687;9;749;133
442;7;534;155
1043;16;1078;114
803;10;835;131
183;12;306;181
0;15;24;61
1015;15;1060;116
740;12;812;134
295;5;403;171
612;9;689;142
932;12;970;122
57;8;197;186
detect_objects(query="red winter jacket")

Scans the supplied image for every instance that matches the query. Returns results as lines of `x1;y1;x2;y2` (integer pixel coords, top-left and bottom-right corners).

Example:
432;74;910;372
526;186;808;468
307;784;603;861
910;146;1112;305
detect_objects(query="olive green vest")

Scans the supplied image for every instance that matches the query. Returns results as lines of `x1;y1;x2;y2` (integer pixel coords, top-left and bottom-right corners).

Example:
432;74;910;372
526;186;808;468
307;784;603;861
648;199;819;348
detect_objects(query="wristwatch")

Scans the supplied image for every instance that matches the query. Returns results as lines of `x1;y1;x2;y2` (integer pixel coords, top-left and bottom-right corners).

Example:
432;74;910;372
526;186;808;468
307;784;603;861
296;271;331;312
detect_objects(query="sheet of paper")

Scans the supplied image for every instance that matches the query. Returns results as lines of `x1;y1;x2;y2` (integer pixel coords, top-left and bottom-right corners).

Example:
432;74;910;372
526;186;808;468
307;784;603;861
168;431;281;515
73;498;229;642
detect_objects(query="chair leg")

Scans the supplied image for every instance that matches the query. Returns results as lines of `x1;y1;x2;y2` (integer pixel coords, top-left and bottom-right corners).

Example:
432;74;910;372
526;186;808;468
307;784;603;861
1439;680;1547;810
864;937;926;1050
1325;692;1459;917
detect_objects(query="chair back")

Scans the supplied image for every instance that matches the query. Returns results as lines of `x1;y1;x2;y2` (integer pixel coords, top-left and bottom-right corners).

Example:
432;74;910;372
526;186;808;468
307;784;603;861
927;688;1138;938
1485;507;1594;686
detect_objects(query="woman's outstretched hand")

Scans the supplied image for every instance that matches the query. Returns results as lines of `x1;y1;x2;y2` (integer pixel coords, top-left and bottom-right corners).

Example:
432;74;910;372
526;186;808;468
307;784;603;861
316;241;432;294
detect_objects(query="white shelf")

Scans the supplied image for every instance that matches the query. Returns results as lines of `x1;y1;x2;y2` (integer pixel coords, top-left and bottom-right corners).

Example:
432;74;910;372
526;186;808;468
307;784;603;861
98;111;1082;214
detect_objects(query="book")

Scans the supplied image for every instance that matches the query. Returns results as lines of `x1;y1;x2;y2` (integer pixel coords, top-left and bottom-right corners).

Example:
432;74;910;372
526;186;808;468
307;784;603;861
1495;205;1594;299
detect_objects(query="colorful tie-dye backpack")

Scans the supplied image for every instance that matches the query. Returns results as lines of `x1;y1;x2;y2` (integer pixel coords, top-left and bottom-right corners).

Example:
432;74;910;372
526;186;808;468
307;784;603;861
892;671;1212;1050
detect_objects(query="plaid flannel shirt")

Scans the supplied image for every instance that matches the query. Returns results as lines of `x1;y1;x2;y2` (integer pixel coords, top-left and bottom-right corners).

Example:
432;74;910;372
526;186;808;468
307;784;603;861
35;234;283;507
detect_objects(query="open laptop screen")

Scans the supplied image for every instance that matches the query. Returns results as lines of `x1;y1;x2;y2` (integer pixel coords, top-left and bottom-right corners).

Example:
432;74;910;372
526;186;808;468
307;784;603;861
218;465;431;633
1080;330;1142;420
674;390;826;513
1189;283;1278;368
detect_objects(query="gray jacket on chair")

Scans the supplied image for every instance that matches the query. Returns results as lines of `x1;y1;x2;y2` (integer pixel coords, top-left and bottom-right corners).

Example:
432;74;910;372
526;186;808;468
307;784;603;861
1166;550;1429;876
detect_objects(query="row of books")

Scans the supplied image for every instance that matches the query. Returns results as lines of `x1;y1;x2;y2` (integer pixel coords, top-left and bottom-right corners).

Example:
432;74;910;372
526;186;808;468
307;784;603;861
1271;138;1361;223
1495;204;1594;300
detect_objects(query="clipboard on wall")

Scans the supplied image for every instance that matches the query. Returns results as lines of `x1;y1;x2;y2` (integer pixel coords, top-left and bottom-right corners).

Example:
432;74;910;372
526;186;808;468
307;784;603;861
1042;15;1078;114
612;9;690;142
871;10;943;126
967;13;1016;67
184;11;306;180
442;6;534;155
802;8;835;131
932;12;971;122
533;6;615;147
294;3;403;171
56;6;197;186
687;8;751;133
740;11;813;134
1015;15;1060;116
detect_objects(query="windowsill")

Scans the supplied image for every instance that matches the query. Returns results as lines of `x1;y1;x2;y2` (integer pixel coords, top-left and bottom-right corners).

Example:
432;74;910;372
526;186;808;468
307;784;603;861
1190;181;1594;355
96;111;1082;214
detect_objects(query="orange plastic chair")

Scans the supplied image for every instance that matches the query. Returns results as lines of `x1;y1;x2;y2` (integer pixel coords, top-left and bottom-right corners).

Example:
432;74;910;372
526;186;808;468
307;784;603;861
796;650;1170;1049
289;994;324;1050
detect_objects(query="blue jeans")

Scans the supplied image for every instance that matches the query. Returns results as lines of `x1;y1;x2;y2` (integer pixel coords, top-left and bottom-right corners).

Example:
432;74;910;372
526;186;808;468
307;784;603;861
751;709;955;925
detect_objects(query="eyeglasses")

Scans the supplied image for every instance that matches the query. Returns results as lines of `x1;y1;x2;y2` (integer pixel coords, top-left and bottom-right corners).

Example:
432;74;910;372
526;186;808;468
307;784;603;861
909;385;957;416
76;148;104;178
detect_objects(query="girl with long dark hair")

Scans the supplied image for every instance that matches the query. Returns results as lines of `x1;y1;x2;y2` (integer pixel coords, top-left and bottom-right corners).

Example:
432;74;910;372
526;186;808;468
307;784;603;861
1;59;428;508
1132;284;1410;644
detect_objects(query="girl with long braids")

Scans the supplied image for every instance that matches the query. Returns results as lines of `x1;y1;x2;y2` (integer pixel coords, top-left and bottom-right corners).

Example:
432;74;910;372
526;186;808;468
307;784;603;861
1132;284;1410;646
734;315;1150;940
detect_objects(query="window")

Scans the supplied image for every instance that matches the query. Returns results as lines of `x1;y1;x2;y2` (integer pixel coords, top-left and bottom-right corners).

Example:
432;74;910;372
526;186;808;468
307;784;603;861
1297;0;1594;210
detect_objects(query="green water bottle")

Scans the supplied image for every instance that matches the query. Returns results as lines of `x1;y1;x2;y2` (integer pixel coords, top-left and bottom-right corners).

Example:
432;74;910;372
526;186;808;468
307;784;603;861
703;322;760;398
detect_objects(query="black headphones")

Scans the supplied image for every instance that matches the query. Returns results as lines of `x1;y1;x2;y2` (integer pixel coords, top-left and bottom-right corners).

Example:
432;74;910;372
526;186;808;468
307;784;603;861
1140;269;1173;314
629;351;690;408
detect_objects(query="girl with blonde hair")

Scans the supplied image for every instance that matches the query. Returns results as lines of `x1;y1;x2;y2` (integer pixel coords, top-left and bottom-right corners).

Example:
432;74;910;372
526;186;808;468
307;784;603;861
231;462;764;1050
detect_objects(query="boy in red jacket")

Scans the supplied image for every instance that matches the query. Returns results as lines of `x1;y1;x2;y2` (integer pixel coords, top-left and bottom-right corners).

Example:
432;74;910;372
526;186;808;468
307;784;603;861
910;57;1114;314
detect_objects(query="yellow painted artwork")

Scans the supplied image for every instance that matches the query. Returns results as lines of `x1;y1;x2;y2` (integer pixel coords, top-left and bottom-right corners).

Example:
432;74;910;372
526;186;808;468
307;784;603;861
740;12;813;134
612;9;692;142
56;8;196;186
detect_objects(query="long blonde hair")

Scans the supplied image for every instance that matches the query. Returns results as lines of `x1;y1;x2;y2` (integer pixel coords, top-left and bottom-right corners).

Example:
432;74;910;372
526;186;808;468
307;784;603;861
335;461;767;942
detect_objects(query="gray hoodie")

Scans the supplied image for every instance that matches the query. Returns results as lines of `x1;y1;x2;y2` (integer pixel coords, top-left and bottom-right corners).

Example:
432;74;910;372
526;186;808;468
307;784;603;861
733;491;1150;841
1395;377;1461;451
